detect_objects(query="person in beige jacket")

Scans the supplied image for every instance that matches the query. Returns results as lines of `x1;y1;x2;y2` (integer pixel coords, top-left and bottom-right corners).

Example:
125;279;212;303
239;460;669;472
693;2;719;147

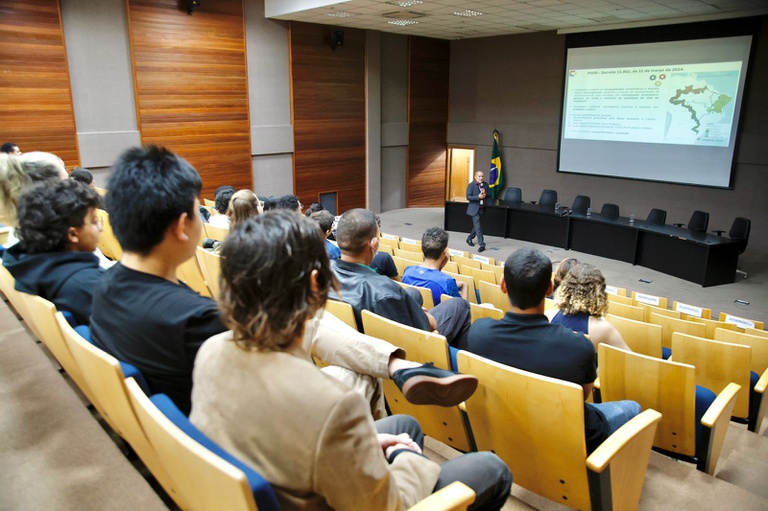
190;210;512;511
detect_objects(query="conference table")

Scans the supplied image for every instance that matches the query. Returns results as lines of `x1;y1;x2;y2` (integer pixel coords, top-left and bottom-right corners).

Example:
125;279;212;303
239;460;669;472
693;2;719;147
444;200;744;287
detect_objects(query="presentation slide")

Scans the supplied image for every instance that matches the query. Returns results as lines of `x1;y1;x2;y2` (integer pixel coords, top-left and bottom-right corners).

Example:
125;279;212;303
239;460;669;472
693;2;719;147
559;35;752;188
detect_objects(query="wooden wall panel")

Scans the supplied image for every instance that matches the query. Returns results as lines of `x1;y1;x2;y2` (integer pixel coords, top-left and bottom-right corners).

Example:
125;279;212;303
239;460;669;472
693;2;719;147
408;37;450;207
290;22;366;213
127;0;251;199
0;0;79;167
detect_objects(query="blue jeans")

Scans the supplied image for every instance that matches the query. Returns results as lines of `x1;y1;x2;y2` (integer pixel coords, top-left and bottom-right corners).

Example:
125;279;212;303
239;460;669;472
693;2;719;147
593;400;642;436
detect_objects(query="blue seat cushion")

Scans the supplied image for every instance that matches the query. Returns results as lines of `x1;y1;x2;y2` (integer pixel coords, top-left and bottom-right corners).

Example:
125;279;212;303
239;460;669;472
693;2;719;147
150;393;281;511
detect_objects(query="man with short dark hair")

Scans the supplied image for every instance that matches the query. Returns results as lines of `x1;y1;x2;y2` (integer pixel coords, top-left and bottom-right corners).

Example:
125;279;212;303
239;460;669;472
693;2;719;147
1;142;21;156
3;180;103;325
310;209;341;260
402;227;468;305
468;247;640;453
331;209;472;349
69;167;95;188
275;194;302;213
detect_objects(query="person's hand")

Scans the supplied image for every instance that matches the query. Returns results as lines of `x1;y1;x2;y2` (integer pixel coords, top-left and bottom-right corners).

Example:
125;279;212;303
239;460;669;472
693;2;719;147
378;433;422;459
479;189;487;198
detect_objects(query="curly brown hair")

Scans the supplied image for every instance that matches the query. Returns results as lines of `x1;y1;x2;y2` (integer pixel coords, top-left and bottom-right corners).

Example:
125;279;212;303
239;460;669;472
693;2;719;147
218;210;337;352
554;263;608;317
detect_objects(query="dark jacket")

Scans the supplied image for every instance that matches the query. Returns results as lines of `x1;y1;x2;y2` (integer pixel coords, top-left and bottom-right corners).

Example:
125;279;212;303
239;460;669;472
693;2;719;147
466;180;490;216
2;244;103;325
330;259;430;332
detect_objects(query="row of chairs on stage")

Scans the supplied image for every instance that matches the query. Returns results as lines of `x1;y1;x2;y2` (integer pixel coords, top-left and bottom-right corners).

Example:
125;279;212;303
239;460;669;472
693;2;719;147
501;188;751;264
0;257;478;510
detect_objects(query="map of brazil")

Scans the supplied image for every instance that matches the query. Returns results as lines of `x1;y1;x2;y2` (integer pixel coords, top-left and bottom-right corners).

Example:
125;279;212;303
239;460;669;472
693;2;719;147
563;61;742;147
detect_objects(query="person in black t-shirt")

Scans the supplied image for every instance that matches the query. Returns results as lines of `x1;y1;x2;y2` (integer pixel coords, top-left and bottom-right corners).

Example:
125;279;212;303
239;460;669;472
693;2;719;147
90;146;220;415
467;248;640;453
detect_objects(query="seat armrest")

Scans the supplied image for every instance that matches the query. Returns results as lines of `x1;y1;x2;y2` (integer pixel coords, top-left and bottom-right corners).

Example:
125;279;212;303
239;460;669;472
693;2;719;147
749;368;768;433
699;382;741;475
407;481;475;511
586;409;661;472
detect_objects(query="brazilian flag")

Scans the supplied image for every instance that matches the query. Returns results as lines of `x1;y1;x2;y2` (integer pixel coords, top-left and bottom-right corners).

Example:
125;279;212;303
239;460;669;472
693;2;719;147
489;130;503;199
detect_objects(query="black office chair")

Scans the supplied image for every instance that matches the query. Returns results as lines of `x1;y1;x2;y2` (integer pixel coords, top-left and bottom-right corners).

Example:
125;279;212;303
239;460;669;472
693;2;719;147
571;195;591;215
713;217;751;279
503;187;522;203
537;189;558;207
674;210;709;232
646;208;667;225
600;203;620;220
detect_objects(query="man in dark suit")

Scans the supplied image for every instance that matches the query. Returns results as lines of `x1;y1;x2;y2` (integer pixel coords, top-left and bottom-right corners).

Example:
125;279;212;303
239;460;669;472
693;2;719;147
466;170;489;252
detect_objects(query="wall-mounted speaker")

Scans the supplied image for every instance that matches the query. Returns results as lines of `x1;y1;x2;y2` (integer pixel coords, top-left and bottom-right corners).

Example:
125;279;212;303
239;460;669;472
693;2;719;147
331;30;344;51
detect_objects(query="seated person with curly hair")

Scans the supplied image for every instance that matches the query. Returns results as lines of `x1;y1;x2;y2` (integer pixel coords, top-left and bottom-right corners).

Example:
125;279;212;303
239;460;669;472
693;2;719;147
2;180;103;325
190;210;512;511
551;263;631;352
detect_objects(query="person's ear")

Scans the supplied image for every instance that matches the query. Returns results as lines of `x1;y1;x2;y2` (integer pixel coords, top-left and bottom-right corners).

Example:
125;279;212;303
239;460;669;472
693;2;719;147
171;212;189;241
547;279;554;296
309;269;319;293
67;226;79;245
500;277;508;295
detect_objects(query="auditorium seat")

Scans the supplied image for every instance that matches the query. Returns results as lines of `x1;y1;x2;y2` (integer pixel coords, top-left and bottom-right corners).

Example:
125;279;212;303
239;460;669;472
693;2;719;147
675;210;709;232
646;208;667;225
502;187;522;203
600;203;620;220
571;195;591;215
537;189;558;207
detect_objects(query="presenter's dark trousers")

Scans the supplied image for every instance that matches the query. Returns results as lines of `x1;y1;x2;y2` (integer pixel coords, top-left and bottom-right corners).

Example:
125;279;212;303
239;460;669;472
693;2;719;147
468;209;485;247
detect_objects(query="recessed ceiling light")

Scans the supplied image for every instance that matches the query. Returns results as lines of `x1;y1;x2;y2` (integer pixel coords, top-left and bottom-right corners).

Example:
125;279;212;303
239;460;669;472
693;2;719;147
388;19;419;26
453;9;483;17
386;0;423;7
326;11;358;18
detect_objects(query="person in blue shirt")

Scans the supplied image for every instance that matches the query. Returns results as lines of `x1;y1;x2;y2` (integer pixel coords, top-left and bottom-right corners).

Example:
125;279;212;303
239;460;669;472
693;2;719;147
310;209;341;260
402;227;467;305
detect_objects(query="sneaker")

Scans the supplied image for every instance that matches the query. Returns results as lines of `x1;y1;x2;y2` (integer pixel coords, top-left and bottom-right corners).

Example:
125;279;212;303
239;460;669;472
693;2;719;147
466;237;475;247
478;245;486;253
392;362;478;407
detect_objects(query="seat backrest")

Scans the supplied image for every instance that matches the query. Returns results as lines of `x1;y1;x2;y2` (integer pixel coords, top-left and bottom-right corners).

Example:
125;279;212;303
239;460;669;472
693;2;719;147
393;248;424;261
457;351;591;508
452;255;481;270
391;256;416;277
503;187;522;203
458;350;661;511
672;301;712;320
648;312;706;350
646;208;667;225
714;328;768;374
0;263;29;318
638;303;679;323
479;262;503;283
678;315;737;339
443;260;459;273
361;310;472;451
606;301;644;321
461;266;497;288
377;236;399;250
598;344;697;456
606;293;634;307
377;243;394;256
126;378;280;511
600;203;619;220
605;314;663;358
539;189;558;206
477;280;507;310
717;312;765;331
177;255;212;297
203;198;216;208
729;217;751;245
398;281;435;309
24;295;94;402
95;209;123;261
687;210;709;232
571;194;591;214
324;299;358;330
631;291;668;310
203;223;229;242
469;302;504;324
195;246;221;299
57;313;182;505
671;333;751;419
444;270;477;304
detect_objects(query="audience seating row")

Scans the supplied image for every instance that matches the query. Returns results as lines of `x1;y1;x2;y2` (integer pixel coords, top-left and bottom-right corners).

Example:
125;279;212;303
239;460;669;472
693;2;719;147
1;263;477;511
